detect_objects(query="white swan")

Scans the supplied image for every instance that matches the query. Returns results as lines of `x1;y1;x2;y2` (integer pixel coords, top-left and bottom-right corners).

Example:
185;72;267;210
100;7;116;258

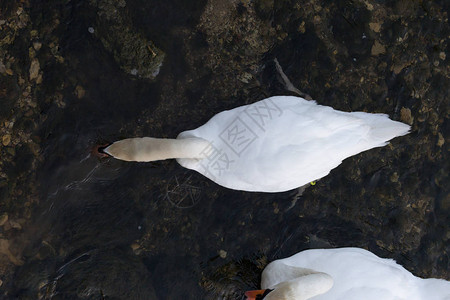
245;247;450;300
102;96;410;192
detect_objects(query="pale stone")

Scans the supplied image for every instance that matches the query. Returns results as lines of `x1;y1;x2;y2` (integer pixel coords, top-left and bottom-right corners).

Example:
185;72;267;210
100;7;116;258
33;41;42;51
371;40;386;56
400;107;413;125
75;85;86;99
2;135;11;146
390;172;399;183
437;133;444;147
0;214;8;226
130;243;140;251
29;58;40;81
9;219;22;230
369;22;381;33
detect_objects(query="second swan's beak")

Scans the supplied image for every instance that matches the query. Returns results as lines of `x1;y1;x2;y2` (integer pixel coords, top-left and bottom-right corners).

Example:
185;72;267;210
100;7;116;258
244;289;268;299
92;143;112;158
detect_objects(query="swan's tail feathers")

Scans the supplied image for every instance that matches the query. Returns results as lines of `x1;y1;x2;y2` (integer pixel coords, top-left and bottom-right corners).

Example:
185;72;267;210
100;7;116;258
418;278;450;300
353;112;411;144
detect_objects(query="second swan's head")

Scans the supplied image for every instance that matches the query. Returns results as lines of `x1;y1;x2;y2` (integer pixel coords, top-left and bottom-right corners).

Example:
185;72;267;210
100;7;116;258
245;272;333;300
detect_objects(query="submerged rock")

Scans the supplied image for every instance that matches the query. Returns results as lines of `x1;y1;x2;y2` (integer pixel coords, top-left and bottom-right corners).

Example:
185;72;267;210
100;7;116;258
89;0;165;79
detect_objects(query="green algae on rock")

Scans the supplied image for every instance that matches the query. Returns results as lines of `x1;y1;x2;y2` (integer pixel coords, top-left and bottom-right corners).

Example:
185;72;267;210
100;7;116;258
89;0;165;79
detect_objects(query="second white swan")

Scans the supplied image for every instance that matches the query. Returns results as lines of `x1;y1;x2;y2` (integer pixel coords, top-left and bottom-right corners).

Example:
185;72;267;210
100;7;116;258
245;247;450;300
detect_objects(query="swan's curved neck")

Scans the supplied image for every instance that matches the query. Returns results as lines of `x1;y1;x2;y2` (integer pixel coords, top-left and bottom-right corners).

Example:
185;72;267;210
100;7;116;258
104;137;210;162
262;263;333;300
266;272;333;300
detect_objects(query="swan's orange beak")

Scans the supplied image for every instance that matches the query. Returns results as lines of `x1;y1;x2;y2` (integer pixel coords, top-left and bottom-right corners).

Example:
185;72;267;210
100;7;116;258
245;289;267;299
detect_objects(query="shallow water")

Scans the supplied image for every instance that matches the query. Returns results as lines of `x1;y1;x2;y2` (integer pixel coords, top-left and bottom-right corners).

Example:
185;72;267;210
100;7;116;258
1;0;448;299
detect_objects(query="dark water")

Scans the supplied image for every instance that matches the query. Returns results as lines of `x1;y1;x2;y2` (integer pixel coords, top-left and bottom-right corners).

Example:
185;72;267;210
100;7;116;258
2;0;448;299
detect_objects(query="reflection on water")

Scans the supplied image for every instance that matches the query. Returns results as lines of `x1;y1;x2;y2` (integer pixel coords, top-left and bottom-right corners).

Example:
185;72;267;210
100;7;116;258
2;0;448;299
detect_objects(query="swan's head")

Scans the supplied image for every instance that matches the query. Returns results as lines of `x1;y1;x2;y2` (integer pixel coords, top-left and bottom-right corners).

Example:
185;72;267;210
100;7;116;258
101;138;167;162
245;272;333;300
96;137;211;162
102;138;144;161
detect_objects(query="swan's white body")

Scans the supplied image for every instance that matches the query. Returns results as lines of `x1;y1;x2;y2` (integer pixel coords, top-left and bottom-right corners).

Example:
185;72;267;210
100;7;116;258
177;96;409;192
261;247;450;300
105;96;410;192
